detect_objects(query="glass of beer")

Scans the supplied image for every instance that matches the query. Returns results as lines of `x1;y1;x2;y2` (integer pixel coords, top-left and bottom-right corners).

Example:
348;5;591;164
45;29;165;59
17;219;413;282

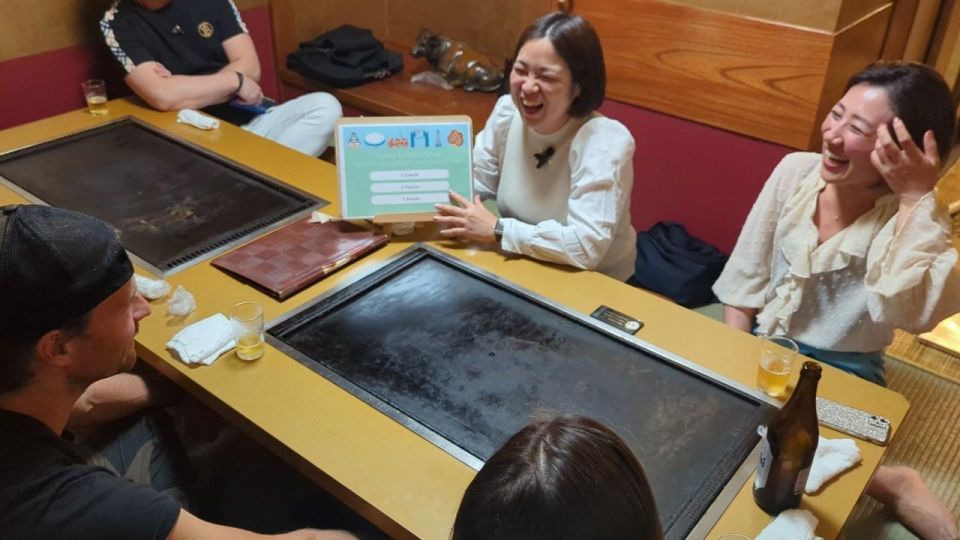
230;301;265;361
757;335;798;398
81;79;108;115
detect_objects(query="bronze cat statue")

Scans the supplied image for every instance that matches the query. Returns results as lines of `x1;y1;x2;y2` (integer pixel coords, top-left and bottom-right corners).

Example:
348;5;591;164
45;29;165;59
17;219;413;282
410;29;503;92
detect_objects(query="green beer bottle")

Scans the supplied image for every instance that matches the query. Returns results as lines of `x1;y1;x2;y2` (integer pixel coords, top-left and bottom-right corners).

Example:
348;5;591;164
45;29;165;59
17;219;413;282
754;361;821;514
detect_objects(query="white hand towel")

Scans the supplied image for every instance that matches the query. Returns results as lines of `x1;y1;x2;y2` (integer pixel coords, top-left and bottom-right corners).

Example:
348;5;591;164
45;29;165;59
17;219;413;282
166;313;235;366
806;436;861;493
177;109;220;130
755;508;821;540
134;274;171;300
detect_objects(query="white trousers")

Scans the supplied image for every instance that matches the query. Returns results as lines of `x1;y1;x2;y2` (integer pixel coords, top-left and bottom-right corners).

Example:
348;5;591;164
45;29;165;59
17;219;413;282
242;92;342;157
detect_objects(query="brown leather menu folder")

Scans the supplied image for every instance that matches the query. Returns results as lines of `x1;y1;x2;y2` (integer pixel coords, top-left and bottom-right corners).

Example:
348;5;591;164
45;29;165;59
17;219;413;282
212;219;389;300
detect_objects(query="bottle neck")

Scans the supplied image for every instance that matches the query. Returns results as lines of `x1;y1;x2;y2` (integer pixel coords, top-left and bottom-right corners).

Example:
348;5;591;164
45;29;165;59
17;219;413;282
780;362;821;417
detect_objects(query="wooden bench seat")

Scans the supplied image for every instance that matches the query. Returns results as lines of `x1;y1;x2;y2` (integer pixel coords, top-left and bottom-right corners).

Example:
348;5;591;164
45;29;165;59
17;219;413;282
279;41;499;130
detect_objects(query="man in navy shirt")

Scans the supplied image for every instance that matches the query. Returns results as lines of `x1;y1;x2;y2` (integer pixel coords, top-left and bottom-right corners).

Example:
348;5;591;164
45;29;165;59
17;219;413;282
0;205;354;540
101;0;342;157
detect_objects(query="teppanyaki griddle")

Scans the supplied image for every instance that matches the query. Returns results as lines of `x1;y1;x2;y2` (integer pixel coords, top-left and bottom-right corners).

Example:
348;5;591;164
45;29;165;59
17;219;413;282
0;117;326;275
268;245;778;540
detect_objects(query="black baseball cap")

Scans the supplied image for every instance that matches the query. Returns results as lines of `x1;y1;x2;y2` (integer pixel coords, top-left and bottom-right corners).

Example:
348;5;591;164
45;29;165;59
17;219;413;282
0;205;133;339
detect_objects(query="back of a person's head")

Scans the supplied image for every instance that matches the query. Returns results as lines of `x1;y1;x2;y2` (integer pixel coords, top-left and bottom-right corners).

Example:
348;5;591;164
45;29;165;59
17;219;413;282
451;415;663;540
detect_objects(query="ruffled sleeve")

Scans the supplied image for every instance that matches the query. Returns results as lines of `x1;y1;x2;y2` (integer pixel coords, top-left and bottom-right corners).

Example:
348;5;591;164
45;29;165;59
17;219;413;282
501;117;634;271
713;153;819;308
472;95;515;200
864;192;960;332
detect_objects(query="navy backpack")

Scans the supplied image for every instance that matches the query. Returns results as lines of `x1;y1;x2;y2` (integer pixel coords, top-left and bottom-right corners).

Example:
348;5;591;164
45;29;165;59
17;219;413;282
629;221;728;308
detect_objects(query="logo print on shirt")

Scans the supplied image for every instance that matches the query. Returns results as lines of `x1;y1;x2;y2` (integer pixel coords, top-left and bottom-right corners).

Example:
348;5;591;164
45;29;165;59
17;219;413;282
197;22;214;38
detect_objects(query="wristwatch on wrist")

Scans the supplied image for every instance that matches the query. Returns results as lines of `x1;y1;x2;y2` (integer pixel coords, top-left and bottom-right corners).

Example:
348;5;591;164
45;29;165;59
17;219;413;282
493;218;504;241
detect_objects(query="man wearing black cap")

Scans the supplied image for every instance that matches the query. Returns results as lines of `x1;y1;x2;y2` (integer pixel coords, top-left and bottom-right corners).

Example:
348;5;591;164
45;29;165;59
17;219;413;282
0;205;353;540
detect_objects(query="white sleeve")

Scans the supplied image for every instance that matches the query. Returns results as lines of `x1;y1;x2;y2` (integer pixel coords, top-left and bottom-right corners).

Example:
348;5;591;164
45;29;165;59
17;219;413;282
499;118;634;270
864;192;960;332
472;95;514;201
712;153;817;308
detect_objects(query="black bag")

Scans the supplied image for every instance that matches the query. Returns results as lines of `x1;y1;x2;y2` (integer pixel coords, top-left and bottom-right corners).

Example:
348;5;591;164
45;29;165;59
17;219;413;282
287;25;403;88
629;221;728;308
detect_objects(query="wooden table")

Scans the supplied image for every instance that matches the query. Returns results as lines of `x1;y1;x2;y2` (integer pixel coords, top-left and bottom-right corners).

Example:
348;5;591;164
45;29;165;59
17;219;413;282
0;99;910;540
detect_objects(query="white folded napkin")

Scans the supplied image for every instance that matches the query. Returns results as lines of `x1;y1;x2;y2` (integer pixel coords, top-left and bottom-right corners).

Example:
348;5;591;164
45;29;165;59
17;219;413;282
166;313;235;366
806;436;861;493
134;274;171;300
756;509;822;540
177;109;220;130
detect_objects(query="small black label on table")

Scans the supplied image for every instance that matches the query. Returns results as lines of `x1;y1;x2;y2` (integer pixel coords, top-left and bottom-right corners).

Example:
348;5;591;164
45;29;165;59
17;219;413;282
590;305;643;334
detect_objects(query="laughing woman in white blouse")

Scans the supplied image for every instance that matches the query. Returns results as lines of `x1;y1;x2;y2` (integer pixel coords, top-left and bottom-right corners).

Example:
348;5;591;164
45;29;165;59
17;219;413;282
714;62;959;540
434;12;636;281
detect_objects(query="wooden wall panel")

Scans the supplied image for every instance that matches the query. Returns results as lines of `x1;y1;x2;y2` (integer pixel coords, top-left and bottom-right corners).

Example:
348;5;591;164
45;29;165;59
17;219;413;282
578;0;892;148
581;0;832;148
0;0;111;61
836;0;890;29
272;0;552;63
0;0;268;62
881;0;920;59
930;0;960;87
812;5;893;147
658;0;886;31
659;0;842;31
384;0;553;61
903;0;944;60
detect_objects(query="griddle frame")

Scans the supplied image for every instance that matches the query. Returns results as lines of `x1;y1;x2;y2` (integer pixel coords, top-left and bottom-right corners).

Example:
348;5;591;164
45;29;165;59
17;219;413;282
0;116;327;276
267;243;780;539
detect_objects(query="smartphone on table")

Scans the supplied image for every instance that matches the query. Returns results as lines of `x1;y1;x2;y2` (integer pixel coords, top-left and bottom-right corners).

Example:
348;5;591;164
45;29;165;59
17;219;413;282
229;96;276;114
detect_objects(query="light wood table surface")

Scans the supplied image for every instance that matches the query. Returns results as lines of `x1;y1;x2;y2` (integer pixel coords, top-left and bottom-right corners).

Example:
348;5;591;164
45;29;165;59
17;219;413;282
0;99;909;539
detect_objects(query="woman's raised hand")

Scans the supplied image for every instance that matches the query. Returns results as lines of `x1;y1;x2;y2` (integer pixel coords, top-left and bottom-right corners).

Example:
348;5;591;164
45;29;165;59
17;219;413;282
434;191;499;243
872;116;941;208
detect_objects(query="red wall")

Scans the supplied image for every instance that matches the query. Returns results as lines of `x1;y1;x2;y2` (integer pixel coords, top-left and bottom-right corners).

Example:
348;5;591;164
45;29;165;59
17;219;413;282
0;6;277;131
600;100;792;253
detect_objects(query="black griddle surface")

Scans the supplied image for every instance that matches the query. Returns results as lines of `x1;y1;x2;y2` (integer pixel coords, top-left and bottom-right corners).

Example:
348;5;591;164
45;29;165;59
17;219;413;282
270;248;776;539
0;118;323;272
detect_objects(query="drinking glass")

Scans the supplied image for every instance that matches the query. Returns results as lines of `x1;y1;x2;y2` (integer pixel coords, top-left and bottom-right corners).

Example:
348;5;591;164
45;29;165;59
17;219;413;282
81;79;108;115
230;301;265;361
757;335;798;398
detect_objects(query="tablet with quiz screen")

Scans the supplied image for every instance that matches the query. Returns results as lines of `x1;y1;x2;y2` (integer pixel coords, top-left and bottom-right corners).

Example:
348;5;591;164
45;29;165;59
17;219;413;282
334;116;474;222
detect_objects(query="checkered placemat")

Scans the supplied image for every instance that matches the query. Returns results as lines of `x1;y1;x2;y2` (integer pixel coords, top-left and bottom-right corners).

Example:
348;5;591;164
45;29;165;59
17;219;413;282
213;220;388;299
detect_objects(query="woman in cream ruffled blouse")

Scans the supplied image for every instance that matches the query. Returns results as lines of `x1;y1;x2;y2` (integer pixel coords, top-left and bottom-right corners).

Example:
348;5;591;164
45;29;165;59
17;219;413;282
714;62;959;540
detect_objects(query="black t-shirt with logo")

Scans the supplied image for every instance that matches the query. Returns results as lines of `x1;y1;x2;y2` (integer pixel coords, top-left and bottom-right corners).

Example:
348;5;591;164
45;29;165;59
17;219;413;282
104;0;246;76
0;409;180;539
103;0;254;123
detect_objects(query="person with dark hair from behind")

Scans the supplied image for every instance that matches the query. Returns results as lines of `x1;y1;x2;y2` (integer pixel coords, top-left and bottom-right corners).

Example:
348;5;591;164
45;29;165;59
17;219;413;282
714;61;959;540
0;204;355;540
452;415;663;540
435;12;637;281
